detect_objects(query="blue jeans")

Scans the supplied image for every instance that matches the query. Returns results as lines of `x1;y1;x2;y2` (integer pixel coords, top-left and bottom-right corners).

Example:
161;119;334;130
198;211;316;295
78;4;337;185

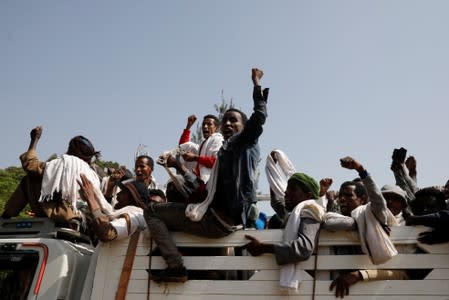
144;202;231;268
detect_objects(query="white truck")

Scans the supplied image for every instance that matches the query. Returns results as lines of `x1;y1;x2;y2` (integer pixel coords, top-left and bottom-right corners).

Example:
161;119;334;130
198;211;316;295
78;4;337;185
1;217;448;300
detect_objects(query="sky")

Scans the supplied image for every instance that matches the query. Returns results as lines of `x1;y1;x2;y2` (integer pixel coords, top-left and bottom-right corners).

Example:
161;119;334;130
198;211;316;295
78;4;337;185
2;1;449;206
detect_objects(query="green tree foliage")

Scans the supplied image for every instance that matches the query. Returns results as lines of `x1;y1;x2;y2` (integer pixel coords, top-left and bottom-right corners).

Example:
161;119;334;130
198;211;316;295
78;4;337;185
0;167;26;217
214;89;235;121
46;153;58;162
94;159;120;172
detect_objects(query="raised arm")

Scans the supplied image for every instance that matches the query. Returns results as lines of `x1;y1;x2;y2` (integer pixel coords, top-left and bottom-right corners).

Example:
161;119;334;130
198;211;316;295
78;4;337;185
234;68;269;146
179;115;197;145
28;126;43;152
340;156;389;224
390;148;418;202
20;126;46;176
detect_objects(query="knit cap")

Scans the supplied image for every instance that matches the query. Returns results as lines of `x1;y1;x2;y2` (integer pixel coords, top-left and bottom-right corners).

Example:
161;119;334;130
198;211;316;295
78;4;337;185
288;173;320;199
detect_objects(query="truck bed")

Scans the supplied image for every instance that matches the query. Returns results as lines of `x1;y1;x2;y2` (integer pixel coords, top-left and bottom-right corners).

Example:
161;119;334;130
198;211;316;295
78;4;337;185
92;226;449;300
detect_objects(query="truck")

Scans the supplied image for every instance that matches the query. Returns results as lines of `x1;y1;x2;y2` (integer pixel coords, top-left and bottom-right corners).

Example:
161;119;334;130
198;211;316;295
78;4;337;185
1;217;448;300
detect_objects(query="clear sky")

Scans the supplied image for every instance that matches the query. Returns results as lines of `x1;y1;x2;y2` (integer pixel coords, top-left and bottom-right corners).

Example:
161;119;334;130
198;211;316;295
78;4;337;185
2;1;449;199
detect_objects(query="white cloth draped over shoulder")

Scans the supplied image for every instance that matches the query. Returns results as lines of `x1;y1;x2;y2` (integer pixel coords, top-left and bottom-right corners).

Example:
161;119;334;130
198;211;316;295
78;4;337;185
177;142;199;173
159;134;223;222
179;132;223;183
195;132;223;183
281;200;325;290
265;149;296;199
351;203;398;264
39;154;146;236
39;154;101;214
265;149;328;210
158;144;219;222
184;159;219;221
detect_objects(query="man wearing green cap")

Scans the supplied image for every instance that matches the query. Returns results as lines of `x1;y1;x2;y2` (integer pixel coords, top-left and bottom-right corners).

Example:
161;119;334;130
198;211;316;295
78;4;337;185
245;172;326;289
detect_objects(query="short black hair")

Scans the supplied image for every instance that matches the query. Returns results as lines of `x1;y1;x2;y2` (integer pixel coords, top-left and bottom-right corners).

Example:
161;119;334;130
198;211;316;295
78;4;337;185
340;180;368;199
149;189;167;202
135;155;154;169
224;108;248;124
203;114;220;127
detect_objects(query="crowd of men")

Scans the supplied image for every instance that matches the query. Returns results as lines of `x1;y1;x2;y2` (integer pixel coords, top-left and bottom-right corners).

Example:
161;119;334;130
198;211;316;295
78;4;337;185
1;68;448;297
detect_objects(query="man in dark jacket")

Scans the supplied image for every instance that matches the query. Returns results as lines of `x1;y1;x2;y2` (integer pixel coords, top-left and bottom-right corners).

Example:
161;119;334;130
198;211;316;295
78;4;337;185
144;68;269;282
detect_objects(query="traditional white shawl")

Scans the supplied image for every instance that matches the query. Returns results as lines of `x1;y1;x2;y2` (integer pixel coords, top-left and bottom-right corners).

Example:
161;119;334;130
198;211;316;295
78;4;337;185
195;132;223;183
110;205;147;239
40;154;147;236
281;200;325;290
159;139;222;222
265;149;328;210
39;154;101;214
178;132;223;183
351;203;398;265
178;142;199;173
265;149;296;199
184;159;219;221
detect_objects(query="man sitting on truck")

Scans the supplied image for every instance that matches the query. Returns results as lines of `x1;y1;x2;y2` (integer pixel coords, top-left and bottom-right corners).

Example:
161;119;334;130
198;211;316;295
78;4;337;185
326;157;408;298
78;172;165;242
244;172;325;290
1;126;101;228
77;155;166;242
143;67;269;282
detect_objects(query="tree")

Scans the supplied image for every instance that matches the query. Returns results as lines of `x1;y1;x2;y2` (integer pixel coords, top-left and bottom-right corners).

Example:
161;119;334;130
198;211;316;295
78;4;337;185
0;167;27;217
214;89;235;121
94;159;120;172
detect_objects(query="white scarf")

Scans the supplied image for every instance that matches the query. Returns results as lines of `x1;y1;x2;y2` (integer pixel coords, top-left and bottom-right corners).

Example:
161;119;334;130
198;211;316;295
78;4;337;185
185;159;219;221
281;200;324;290
40;154;143;229
351;203;398;264
265;149;296;199
195;132;223;183
39;154;100;214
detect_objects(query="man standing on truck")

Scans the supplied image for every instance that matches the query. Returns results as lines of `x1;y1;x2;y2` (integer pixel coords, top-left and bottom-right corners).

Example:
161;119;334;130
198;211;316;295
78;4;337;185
144;67;269;282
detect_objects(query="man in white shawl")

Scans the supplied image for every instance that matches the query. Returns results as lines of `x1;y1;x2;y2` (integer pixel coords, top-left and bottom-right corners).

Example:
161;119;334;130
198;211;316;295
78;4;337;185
78;173;162;242
245;172;325;291
178;114;223;184
327;157;407;298
1;126;101;227
159;114;223;203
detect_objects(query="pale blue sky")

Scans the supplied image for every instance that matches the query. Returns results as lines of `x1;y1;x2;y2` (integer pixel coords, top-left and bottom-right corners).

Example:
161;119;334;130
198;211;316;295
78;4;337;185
2;1;449;198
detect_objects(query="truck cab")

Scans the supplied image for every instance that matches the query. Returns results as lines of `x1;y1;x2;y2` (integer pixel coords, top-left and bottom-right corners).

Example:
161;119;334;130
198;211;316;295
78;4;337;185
0;218;95;300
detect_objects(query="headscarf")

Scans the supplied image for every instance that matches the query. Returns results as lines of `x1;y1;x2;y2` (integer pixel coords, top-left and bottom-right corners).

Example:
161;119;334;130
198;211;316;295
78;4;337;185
288;172;320;199
67;135;100;163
